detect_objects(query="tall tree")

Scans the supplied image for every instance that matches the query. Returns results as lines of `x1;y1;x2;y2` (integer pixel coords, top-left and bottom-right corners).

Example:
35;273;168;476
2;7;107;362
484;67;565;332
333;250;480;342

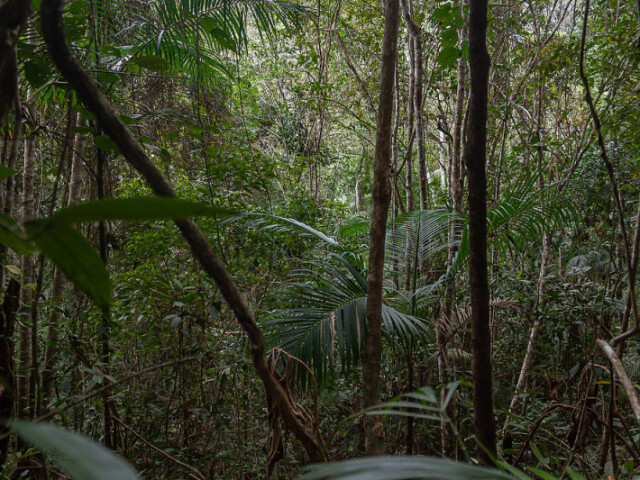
362;0;400;456
464;0;496;465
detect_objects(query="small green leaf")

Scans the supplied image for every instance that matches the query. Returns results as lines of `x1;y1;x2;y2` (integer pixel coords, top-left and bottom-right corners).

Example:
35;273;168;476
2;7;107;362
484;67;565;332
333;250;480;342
527;467;556;480
9;420;139;480
23;60;51;88
0;165;19;179
129;55;170;72
529;441;549;468
3;264;22;275
437;46;461;68
565;467;587;480
94;135;120;155
25;221;111;309
49;197;234;225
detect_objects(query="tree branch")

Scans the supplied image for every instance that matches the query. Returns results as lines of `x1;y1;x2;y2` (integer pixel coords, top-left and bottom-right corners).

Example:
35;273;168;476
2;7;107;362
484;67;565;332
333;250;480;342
40;0;324;463
597;339;640;427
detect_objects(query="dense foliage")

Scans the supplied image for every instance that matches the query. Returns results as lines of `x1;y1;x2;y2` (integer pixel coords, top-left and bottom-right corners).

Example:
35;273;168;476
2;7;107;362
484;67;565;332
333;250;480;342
1;0;640;477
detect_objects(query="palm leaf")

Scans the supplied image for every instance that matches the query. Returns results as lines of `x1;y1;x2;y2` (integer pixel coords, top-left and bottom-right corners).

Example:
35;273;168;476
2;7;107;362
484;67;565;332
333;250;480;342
300;456;523;480
264;253;427;383
388;177;578;308
364;384;458;423
126;0;309;79
228;212;342;249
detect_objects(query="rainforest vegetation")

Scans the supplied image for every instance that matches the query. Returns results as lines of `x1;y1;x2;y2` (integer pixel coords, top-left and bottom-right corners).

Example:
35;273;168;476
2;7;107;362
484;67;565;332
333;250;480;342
0;0;639;477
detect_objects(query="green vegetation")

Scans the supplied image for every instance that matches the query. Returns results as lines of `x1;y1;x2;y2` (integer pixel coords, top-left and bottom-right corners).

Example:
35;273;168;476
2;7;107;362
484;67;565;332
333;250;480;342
0;0;639;477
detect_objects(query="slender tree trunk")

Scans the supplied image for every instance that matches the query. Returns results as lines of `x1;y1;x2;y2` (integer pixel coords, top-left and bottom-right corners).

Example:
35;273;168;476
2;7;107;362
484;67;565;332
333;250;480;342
0;97;22;289
42;112;82;407
96;144;115;449
465;0;496;465
363;0;400;456
400;0;428;210
439;32;467;458
404;53;415;215
413;27;428;210
401;0;416;293
17;132;35;420
0;279;19;469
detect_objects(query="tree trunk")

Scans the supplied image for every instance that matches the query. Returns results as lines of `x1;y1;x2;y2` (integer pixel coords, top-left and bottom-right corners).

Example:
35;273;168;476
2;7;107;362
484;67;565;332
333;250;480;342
439;13;467;458
17;132;35;420
0;279;20;469
0;97;22;290
400;0;428;210
464;0;496;465
363;0;400;456
413;26;428;211
42;112;83;406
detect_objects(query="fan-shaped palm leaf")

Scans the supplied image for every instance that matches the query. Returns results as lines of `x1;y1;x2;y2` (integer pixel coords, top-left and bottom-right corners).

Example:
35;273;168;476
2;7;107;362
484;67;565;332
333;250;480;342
565;249;615;277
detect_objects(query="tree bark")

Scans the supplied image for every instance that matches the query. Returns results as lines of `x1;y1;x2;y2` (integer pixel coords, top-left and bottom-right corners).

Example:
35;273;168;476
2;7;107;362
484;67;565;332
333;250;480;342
0;279;20;469
0;97;22;290
399;0;428;210
0;0;30;123
464;0;496;465
439;28;467;458
42;112;83;405
17;131;35;420
362;0;400;457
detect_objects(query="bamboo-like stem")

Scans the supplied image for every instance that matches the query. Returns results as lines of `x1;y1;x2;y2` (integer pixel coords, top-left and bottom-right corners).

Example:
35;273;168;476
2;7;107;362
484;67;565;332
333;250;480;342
596;339;640;427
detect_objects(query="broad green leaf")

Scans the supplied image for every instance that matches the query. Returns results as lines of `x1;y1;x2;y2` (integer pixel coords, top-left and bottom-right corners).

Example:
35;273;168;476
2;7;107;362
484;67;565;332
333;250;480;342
0;165;19;179
23;59;51;88
0;228;34;256
48;197;233;225
0;215;34;256
565;467;587;480
25;221;111;309
300;456;519;480
9;420;139;480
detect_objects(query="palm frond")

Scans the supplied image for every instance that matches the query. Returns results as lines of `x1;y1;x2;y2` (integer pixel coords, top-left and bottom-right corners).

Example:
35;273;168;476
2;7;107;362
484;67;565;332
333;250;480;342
264;253;427;383
565;249;614;277
364;384;458;423
487;178;578;257
386;209;462;269
226;212;343;249
125;0;309;79
337;216;370;240
389;178;578;308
